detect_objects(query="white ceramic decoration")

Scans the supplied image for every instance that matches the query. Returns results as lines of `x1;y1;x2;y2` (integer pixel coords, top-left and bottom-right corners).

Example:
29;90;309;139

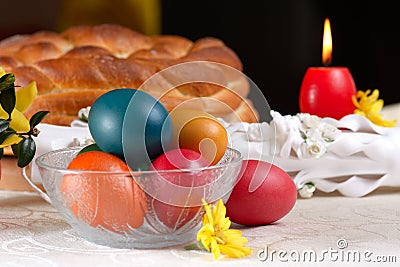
223;111;400;197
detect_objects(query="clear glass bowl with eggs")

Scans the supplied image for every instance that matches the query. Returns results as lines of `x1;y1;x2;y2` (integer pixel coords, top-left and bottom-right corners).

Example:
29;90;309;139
35;146;242;249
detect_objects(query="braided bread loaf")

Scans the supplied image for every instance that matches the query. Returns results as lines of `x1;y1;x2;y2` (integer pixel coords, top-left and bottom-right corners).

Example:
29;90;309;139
0;24;258;126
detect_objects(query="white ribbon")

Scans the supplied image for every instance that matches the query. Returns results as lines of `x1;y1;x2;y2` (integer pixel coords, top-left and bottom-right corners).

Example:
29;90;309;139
225;111;400;197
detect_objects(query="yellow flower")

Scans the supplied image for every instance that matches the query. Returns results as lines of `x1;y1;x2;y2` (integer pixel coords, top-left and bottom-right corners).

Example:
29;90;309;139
0;67;38;148
352;89;396;127
196;199;252;260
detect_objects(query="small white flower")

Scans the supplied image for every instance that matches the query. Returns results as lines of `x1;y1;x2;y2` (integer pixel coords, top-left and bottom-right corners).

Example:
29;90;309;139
306;139;327;158
298;113;321;129
306;128;323;140
78;106;91;122
320;123;342;141
269;111;339;159
298;183;316;198
69;137;95;147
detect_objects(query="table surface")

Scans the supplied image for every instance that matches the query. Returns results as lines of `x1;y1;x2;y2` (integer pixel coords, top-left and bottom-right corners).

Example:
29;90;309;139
0;188;399;267
1;104;400;267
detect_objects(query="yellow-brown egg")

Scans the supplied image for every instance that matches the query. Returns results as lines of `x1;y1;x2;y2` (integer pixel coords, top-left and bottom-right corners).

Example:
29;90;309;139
169;108;228;165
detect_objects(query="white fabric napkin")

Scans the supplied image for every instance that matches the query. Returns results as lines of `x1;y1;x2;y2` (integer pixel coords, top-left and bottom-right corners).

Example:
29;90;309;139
31;122;93;183
223;111;400;197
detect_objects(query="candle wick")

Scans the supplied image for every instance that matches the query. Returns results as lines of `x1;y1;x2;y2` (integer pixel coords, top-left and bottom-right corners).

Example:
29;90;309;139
323;58;332;67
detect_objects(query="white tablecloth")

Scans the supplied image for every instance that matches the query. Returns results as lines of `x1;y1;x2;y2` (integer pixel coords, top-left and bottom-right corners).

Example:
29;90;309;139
1;104;400;267
1;188;399;267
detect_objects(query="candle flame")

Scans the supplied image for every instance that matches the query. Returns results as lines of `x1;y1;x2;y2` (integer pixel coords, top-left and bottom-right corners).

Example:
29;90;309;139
322;18;332;66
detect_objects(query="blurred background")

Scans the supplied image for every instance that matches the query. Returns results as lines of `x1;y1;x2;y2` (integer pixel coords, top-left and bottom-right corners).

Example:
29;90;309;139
1;0;399;119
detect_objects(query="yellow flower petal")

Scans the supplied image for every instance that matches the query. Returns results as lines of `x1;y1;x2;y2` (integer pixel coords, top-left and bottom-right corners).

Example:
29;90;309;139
0;134;22;148
15;81;37;112
202;199;214;225
210;239;221;260
353;89;396;127
219;217;231;231
219;244;252;258
369;100;383;114
196;199;252;260
224;229;246;240
197;224;214;249
225;235;249;247
351;95;361;109
0;68;33;132
354;109;365;116
8;109;30;132
0;108;30;132
213;199;226;224
370;89;379;101
197;224;213;240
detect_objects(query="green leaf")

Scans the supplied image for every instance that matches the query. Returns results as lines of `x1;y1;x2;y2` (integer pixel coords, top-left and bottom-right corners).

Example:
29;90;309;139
184;243;200;250
17;137;36;168
0;86;16;119
0;119;9;134
11;143;19;158
29;110;50;128
0;73;15;91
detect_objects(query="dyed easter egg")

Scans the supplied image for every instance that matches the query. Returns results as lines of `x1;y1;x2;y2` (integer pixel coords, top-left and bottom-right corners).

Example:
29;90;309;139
149;148;211;229
122;89;173;169
169;108;228;165
150;148;211;186
61;151;146;233
225;160;297;225
88;88;173;169
88;89;133;158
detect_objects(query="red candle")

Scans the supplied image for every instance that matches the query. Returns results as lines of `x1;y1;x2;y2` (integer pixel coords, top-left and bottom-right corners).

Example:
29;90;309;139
299;18;356;119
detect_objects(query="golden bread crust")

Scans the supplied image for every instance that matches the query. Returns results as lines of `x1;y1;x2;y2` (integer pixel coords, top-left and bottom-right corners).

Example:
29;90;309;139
0;24;258;125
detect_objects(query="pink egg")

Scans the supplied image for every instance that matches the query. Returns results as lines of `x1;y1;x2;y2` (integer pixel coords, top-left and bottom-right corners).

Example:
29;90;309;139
225;160;297;225
149;148;211;229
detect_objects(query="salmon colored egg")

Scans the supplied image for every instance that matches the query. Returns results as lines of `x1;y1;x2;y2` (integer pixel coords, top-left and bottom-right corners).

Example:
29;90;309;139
169;108;228;165
61;151;146;233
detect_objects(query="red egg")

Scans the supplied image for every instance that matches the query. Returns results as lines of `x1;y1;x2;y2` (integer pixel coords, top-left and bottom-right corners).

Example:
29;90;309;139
225;160;297;225
150;148;211;229
151;148;210;171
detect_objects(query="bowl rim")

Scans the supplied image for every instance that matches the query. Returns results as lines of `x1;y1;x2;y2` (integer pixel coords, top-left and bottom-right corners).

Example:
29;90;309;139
35;146;243;175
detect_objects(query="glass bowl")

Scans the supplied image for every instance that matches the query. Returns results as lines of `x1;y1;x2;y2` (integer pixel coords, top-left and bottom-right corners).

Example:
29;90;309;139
35;147;242;249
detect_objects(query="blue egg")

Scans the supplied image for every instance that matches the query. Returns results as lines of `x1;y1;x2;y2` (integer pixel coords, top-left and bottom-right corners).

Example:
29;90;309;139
89;89;133;158
122;90;173;169
88;88;172;167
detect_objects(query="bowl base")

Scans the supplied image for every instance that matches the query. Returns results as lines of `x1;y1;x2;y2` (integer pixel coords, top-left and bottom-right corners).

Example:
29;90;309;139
78;226;199;249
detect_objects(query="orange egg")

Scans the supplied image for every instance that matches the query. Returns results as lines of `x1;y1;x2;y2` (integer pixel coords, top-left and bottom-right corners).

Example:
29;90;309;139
61;151;146;233
169;108;228;165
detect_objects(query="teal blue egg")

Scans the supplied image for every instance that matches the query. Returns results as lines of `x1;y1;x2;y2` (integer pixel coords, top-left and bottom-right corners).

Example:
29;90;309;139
89;89;133;158
88;88;172;166
122;90;173;169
